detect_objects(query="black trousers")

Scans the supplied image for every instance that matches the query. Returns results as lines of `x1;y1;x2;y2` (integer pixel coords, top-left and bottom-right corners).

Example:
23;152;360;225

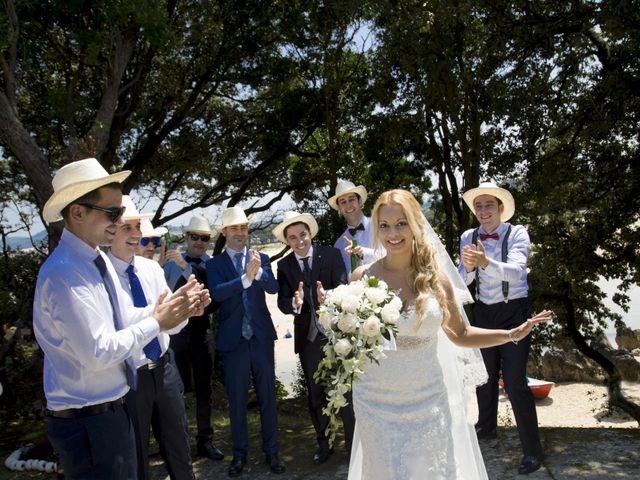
474;297;543;457
299;335;355;451
170;325;214;445
125;358;194;480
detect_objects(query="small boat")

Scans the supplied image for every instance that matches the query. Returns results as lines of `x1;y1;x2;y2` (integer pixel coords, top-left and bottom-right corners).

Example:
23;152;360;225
498;377;555;399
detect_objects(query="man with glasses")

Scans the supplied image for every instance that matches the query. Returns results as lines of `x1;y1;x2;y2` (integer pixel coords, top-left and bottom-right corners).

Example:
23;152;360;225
138;218;167;260
164;216;225;461
33;158;204;479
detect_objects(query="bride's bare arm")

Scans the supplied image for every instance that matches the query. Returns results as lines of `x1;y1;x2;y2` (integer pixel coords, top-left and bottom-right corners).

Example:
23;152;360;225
440;274;553;348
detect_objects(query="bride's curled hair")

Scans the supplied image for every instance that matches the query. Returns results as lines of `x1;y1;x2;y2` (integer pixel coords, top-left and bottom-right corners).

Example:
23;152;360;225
371;190;450;329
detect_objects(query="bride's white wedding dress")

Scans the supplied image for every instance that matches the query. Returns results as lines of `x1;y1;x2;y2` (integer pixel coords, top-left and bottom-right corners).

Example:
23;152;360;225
348;295;488;479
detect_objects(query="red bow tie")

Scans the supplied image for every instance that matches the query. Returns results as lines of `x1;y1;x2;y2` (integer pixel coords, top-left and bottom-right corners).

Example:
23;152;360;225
479;233;499;241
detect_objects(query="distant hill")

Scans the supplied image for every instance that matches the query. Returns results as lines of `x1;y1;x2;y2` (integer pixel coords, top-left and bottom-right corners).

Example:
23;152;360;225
1;229;48;250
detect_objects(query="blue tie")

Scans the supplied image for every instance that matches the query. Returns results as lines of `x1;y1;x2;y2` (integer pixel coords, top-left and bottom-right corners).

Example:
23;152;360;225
126;264;162;362
234;252;254;340
94;255;137;388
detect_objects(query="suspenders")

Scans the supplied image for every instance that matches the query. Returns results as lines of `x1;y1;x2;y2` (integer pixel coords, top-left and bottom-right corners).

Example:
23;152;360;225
473;224;512;303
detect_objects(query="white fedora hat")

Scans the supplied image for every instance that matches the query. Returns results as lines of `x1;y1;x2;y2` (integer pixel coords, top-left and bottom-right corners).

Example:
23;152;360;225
328;180;368;211
272;211;319;243
463;182;515;222
43;158;131;223
182;215;215;235
120;195;153;221
140;218;168;237
215;206;251;232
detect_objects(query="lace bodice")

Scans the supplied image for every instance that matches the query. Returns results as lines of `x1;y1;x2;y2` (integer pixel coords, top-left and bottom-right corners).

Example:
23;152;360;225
395;295;443;349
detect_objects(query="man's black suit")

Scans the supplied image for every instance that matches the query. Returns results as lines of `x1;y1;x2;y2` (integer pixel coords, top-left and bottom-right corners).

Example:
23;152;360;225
276;244;355;453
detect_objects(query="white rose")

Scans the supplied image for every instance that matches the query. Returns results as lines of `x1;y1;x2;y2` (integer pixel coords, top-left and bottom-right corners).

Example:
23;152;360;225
337;313;358;333
377;280;388;290
381;303;401;324
334;338;352;356
346;281;366;297
319;310;333;330
341;294;360;313
389;296;403;312
364;287;386;305
362;316;381;337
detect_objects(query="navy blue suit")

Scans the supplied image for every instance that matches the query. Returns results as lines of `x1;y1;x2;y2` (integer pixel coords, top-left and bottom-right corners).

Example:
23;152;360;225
206;249;280;458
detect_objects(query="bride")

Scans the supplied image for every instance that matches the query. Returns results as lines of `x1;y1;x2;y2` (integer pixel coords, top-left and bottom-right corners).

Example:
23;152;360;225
347;189;551;479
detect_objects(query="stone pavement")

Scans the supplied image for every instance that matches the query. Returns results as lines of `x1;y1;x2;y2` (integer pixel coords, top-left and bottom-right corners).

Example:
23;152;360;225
151;426;640;479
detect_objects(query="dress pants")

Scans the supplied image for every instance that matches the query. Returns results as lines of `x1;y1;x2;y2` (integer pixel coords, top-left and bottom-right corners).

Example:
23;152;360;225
46;401;136;479
474;297;543;457
125;357;194;480
220;336;279;458
170;322;214;445
300;335;355;451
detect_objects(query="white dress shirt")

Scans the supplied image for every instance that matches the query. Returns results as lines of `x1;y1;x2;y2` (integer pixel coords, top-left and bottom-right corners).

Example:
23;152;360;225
33;229;160;410
108;253;188;369
458;223;530;304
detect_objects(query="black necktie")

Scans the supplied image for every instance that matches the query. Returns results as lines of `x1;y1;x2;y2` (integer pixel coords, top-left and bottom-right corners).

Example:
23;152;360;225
348;223;365;236
185;255;202;265
94;255;137;388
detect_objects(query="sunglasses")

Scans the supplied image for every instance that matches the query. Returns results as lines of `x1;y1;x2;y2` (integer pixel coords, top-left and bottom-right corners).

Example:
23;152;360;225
140;237;162;247
78;203;126;223
189;234;211;242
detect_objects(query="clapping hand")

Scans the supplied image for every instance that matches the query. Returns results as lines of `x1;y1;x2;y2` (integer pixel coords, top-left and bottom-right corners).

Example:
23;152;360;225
154;275;204;330
508;310;554;343
343;236;364;258
461;240;488;272
316;281;326;305
294;281;305;310
245;249;261;281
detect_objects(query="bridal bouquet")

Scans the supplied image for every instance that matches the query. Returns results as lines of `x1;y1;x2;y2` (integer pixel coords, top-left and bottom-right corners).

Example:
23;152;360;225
314;275;402;446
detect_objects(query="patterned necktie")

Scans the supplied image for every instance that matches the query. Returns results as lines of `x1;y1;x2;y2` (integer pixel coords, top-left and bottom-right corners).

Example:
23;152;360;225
479;233;499;241
126;265;162;362
234;252;253;340
301;256;321;341
94;255;137;388
348;223;365;236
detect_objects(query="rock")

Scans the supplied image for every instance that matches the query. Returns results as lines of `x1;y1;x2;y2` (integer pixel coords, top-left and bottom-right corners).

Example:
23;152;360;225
605;349;640;382
615;326;640;351
540;347;605;382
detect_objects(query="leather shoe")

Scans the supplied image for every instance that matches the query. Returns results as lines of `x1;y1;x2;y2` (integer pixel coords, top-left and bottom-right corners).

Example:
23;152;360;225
474;426;497;440
313;445;334;464
227;456;246;477
197;441;225;461
518;455;542;475
265;453;286;474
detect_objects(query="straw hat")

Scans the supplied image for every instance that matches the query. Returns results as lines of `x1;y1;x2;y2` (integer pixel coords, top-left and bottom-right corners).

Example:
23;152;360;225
43;158;131;223
215;206;251;232
140;218;168;237
120;195;153;221
328;180;368;211
272;211;319;243
462;182;515;222
182;215;215;235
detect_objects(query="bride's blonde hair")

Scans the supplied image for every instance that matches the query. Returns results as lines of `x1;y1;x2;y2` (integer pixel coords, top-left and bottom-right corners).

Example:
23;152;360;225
371;189;450;328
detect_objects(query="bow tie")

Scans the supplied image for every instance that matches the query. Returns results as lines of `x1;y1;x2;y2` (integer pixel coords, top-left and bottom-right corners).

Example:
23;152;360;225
348;223;365;236
479;233;499;241
185;255;202;265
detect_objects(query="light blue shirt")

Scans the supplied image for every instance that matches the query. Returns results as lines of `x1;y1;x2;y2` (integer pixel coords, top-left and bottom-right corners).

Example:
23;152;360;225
164;252;210;290
33;229;159;410
108;253;188;368
334;215;383;275
458;222;530;305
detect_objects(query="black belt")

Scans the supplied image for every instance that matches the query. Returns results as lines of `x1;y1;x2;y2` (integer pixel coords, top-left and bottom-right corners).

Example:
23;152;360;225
46;397;124;419
138;352;169;371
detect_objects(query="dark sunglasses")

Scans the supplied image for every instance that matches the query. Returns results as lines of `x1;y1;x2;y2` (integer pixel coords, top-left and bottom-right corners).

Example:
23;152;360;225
189;234;211;242
140;237;162;247
78;203;126;223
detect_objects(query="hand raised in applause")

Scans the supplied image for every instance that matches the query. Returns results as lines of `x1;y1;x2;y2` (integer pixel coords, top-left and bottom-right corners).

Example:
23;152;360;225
245;249;262;281
461;240;489;272
294;281;305;310
316;281;326;305
343;236;364;258
153;275;204;330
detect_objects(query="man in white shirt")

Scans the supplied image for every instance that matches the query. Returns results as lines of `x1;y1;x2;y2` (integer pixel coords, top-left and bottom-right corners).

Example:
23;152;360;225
108;196;195;480
328;180;381;275
33;158;204;479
